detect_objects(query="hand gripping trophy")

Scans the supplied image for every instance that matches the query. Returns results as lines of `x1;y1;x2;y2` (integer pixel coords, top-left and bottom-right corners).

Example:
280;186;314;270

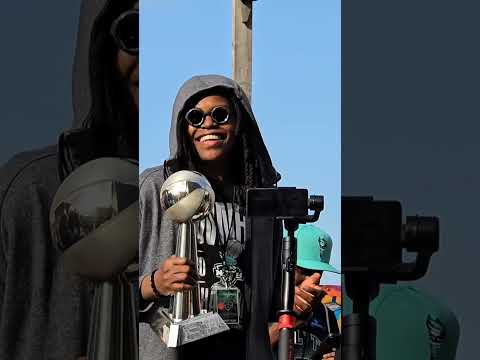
157;170;229;347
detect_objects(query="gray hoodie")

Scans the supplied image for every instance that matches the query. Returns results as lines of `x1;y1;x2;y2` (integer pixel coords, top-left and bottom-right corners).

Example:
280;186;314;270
139;75;282;360
0;1;137;359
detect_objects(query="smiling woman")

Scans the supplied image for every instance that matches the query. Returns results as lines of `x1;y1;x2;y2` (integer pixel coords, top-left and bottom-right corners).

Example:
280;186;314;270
186;96;237;162
139;2;341;359
139;74;282;360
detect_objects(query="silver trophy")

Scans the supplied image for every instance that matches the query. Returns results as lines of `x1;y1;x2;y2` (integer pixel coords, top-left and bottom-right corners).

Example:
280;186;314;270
50;158;139;360
157;170;229;347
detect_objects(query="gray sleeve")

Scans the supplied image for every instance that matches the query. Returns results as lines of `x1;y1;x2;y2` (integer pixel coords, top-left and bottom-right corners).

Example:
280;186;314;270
138;167;176;321
0;213;6;313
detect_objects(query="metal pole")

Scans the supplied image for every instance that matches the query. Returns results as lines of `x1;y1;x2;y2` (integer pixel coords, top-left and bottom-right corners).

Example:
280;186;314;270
278;221;299;360
232;0;254;100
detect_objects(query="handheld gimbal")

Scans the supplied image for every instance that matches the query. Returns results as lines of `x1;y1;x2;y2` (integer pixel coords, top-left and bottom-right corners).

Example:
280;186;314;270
247;187;324;360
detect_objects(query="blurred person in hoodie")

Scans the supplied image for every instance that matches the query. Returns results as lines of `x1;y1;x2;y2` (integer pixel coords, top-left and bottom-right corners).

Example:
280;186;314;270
139;75;283;360
0;1;138;359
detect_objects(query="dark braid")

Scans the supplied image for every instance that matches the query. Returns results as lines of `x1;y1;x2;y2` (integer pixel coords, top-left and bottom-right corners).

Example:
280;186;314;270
242;131;255;189
234;128;261;208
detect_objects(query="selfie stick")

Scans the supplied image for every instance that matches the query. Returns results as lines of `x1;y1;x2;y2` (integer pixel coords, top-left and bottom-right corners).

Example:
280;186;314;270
277;196;324;360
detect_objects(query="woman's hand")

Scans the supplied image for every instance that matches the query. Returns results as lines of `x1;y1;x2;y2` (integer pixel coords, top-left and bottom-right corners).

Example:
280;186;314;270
140;255;198;300
154;255;198;295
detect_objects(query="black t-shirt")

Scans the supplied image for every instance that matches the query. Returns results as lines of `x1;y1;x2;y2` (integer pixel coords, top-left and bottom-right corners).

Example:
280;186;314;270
293;304;339;360
194;200;247;329
185;184;247;359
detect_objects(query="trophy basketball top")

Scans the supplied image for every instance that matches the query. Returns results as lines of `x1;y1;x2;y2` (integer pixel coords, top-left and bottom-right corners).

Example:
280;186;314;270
49;157;139;252
160;170;215;223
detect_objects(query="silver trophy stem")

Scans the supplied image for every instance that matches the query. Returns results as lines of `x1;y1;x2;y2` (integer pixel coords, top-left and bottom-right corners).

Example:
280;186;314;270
157;171;229;347
87;270;138;360
173;222;201;322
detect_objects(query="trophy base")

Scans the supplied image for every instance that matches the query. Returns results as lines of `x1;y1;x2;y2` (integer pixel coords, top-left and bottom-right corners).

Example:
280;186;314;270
161;312;229;348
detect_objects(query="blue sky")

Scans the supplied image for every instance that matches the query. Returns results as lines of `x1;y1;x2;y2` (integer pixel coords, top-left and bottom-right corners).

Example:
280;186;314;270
140;0;341;284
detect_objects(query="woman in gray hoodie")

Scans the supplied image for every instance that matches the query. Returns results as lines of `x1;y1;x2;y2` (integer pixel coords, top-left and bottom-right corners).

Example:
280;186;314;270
139;75;282;360
0;1;139;359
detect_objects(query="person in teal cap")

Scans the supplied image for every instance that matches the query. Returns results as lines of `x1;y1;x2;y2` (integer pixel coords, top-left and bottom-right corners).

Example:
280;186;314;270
343;283;460;359
269;224;341;360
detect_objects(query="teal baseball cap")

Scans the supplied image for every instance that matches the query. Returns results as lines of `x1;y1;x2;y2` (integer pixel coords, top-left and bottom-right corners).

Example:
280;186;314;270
343;284;460;360
284;224;340;274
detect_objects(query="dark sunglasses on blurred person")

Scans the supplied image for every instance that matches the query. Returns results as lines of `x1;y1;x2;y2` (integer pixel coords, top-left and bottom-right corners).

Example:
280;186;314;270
110;9;138;55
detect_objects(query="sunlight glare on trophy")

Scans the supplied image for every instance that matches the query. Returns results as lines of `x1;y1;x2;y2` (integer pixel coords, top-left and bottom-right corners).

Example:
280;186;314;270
160;170;215;223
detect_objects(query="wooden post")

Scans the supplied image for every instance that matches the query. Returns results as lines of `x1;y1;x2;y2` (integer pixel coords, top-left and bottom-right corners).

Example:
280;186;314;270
232;0;254;101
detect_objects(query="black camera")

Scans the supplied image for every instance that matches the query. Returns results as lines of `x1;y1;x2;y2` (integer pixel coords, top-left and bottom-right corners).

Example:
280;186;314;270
342;196;439;282
246;187;323;220
342;196;440;360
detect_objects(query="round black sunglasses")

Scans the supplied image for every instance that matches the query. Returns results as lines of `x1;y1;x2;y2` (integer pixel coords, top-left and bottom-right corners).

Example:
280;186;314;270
185;106;231;128
110;10;138;55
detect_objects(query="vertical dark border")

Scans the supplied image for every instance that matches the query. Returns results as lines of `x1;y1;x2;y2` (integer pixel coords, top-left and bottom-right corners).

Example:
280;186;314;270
342;1;480;358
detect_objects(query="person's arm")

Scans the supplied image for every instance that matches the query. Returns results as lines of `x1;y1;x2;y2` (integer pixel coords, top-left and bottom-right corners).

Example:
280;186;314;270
138;170;170;315
138;169;198;316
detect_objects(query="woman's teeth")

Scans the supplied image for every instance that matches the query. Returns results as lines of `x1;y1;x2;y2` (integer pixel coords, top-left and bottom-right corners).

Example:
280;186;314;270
200;134;224;142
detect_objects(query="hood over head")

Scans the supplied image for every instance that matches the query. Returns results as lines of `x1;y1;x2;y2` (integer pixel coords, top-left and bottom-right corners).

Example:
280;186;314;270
166;74;281;188
59;0;138;179
72;0;138;128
